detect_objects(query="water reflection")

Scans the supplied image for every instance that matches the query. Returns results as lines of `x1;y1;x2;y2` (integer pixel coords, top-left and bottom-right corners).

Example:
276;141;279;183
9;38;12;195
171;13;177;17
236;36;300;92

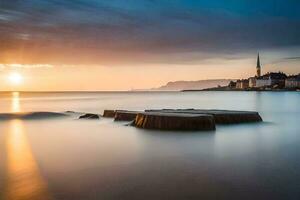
11;92;20;113
5;120;51;200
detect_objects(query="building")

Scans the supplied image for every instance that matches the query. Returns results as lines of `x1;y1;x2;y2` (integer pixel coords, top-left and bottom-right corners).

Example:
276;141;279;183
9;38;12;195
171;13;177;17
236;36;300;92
256;72;287;88
248;53;262;88
232;53;295;90
285;74;300;88
256;53;261;77
236;79;249;89
228;81;236;88
249;77;256;88
256;76;271;87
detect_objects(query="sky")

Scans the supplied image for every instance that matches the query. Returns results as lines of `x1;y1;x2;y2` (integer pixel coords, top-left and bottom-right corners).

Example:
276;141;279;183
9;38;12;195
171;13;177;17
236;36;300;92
0;0;300;91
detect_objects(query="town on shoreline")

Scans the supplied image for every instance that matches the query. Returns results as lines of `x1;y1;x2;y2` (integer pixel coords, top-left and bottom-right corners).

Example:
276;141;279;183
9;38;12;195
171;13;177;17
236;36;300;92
184;53;300;92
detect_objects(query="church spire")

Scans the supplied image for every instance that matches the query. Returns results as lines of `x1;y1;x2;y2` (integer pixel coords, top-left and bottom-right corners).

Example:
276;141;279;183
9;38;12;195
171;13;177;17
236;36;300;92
256;53;261;77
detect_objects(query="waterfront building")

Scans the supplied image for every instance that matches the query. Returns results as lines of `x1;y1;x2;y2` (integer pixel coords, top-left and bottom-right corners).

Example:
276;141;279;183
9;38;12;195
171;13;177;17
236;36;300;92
236;79;249;89
236;80;241;89
285;74;300;88
228;81;237;88
256;72;287;88
249;77;256;88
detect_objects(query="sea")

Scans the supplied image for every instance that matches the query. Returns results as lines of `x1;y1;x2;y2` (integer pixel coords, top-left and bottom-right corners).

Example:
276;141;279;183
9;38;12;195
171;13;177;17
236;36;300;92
0;91;299;200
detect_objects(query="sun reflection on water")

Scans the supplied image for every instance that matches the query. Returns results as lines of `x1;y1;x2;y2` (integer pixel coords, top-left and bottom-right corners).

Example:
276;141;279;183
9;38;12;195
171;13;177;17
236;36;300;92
11;92;21;113
5;120;51;200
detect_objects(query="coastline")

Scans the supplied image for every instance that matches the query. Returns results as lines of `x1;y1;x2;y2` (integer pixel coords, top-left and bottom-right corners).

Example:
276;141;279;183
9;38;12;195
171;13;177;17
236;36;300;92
182;86;300;92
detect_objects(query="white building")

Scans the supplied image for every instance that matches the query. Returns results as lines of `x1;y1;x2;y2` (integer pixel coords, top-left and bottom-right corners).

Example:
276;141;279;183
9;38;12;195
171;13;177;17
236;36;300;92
256;77;272;87
249;77;256;88
256;72;287;88
285;75;300;88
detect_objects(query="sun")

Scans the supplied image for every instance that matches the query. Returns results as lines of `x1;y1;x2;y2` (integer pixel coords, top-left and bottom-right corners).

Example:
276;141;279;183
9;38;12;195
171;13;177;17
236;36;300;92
8;72;23;85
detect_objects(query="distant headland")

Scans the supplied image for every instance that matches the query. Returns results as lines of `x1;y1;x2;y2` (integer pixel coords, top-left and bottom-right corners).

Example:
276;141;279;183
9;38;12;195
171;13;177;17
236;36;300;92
150;79;234;91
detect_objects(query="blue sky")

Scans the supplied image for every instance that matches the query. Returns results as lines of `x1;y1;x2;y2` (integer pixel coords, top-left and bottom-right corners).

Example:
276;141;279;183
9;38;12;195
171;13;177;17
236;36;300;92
0;0;300;67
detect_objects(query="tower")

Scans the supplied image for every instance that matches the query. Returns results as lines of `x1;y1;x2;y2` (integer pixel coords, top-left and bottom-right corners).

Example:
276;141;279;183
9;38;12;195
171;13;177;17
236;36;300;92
256;53;261;77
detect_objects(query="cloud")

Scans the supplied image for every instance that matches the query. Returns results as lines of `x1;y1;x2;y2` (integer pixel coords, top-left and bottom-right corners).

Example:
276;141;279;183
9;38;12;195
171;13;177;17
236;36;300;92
284;56;300;60
1;0;300;65
0;63;53;70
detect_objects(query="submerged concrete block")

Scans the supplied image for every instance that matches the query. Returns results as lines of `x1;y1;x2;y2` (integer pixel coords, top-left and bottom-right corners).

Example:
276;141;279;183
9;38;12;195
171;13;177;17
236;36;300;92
145;109;262;124
205;110;262;124
135;112;216;131
114;110;140;121
103;110;116;118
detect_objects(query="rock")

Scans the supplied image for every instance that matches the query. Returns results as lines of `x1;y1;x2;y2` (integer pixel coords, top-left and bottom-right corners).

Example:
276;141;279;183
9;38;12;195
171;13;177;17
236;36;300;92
65;111;85;115
0;112;68;120
134;112;216;131
145;109;262;124
65;111;76;113
103;110;116;118
79;113;100;119
114;110;140;121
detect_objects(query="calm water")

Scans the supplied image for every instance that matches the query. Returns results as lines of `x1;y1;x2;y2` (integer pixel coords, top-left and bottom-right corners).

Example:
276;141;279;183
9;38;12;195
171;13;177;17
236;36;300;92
0;91;299;200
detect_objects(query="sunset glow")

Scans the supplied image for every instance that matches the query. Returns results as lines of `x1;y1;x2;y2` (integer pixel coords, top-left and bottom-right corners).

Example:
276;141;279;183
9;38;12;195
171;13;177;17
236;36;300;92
0;1;299;91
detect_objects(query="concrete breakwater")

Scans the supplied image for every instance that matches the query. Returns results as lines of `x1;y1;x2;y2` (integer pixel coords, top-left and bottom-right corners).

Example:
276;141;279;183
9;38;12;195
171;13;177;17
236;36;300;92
145;109;263;124
103;110;116;118
135;112;216;131
114;111;139;121
102;110;139;121
102;109;262;131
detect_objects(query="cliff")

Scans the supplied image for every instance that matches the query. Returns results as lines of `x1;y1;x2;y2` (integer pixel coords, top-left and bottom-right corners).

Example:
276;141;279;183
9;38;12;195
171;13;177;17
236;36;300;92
151;79;234;91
